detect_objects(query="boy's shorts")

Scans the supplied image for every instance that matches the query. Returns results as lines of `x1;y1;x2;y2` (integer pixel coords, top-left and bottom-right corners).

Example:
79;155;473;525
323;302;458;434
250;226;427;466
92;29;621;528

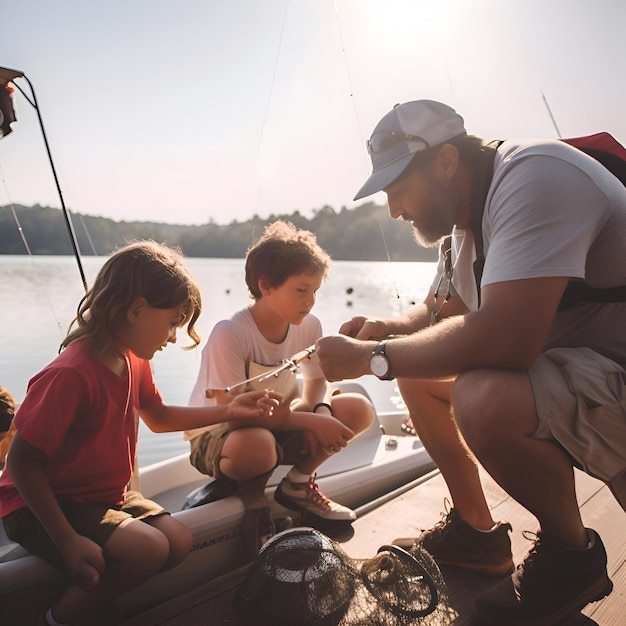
528;346;626;512
189;424;306;479
2;490;166;572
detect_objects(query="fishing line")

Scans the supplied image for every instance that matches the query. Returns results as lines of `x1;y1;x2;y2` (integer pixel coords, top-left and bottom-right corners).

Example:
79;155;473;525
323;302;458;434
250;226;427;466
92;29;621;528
379;222;401;303
541;90;563;139
0;162;65;334
333;0;368;173
334;2;412;314
10;74;88;292
252;0;290;217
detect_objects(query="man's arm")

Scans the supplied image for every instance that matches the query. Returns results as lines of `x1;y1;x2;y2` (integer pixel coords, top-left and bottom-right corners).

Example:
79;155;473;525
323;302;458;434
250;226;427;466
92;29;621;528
340;288;469;341
317;277;568;381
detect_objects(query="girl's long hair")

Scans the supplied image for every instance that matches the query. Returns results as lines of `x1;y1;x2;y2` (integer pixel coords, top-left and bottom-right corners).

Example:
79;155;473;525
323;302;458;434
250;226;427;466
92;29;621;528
61;241;202;354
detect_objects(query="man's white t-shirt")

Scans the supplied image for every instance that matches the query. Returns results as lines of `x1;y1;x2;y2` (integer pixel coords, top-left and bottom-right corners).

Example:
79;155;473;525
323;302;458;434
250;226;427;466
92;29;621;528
431;138;626;364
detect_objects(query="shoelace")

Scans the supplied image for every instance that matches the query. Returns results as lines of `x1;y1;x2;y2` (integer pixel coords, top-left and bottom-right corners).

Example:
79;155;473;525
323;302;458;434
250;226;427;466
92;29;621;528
304;473;332;509
429;498;454;534
520;530;542;569
514;531;553;591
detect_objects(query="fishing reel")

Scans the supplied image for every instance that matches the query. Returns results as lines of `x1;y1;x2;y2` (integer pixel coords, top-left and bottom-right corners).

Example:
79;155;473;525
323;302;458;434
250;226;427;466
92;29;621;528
233;527;451;625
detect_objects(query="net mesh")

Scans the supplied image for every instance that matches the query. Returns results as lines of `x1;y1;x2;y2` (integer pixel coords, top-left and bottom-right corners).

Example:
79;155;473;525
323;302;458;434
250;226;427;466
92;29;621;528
234;527;454;625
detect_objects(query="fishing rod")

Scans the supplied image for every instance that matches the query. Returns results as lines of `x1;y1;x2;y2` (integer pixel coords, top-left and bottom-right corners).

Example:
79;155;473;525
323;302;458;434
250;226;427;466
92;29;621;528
541;90;562;139
225;345;317;393
0;65;88;292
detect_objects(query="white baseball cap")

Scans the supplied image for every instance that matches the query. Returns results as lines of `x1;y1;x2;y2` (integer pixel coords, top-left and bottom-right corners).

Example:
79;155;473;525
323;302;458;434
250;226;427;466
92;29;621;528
354;100;466;200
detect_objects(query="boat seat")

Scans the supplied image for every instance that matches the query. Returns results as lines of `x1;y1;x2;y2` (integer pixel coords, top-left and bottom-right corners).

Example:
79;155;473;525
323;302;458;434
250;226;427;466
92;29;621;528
0;523;30;564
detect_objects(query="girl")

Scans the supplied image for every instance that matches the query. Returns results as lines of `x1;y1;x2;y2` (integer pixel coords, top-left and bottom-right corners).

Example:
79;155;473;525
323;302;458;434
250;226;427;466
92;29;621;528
0;241;279;626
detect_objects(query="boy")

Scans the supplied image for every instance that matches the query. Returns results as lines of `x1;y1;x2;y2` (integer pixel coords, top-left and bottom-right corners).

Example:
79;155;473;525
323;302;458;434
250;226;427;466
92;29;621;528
186;221;374;529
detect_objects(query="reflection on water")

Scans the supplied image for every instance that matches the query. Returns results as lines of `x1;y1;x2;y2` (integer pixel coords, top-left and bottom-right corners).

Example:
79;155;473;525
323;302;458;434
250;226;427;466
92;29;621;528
0;255;435;466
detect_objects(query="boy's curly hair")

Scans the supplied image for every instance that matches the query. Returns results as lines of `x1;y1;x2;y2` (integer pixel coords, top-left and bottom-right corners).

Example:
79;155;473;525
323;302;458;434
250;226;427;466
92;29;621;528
245;221;331;300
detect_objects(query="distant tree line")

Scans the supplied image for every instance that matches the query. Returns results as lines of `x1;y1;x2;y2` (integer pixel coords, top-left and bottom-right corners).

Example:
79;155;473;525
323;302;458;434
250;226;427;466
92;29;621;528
0;203;437;262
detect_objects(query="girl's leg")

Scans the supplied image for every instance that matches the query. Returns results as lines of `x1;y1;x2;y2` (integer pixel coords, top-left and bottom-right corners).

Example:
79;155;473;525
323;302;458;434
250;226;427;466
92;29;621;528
50;515;190;624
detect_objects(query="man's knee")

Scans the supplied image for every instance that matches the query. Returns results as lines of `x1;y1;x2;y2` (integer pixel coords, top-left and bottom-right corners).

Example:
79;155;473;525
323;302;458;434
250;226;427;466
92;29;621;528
452;370;505;443
452;369;534;447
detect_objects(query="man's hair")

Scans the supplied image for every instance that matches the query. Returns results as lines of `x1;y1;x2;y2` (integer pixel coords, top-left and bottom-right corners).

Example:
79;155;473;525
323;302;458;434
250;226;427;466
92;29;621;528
0;386;16;433
245;221;331;300
61;240;203;353
396;134;488;183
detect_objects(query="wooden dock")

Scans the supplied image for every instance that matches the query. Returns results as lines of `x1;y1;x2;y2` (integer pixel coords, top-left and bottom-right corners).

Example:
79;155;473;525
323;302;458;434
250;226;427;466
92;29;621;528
121;466;626;625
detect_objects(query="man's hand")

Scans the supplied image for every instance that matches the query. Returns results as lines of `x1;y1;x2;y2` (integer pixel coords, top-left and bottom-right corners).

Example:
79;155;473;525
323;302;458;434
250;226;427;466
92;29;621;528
339;315;389;340
316;335;375;382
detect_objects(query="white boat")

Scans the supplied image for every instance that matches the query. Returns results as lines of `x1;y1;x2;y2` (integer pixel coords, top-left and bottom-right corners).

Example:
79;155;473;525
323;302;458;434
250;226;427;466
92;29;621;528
0;379;434;622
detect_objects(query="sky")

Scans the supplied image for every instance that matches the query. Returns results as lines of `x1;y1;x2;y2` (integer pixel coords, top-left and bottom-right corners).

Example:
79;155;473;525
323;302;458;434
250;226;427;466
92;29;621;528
1;0;625;226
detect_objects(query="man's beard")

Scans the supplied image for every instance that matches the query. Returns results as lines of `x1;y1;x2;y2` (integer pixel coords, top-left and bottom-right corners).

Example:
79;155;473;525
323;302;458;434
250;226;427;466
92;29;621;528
410;178;462;248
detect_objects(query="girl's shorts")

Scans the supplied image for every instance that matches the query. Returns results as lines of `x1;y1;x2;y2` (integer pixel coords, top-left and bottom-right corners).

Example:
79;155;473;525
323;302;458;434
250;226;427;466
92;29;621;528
2;490;166;572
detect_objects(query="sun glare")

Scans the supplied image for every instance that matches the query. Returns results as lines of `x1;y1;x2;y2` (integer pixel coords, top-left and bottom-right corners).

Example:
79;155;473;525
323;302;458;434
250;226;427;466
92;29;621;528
366;0;455;42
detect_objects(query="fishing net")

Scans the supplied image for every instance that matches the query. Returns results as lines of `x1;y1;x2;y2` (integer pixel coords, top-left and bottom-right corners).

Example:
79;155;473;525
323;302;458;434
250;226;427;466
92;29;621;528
233;527;454;625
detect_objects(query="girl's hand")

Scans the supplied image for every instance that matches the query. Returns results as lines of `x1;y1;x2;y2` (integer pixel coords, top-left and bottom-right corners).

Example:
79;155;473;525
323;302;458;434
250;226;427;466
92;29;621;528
59;533;106;591
227;390;284;429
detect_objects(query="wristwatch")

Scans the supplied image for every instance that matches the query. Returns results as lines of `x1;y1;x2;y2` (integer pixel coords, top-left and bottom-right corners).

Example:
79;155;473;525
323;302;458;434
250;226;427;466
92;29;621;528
369;342;394;380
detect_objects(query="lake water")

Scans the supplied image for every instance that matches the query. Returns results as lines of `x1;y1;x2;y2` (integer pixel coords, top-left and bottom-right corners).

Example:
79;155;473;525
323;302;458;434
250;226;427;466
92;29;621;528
0;255;436;466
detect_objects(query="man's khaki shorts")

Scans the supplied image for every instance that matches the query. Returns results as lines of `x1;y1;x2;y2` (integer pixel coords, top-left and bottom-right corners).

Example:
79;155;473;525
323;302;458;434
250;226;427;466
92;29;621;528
528;346;626;512
189;425;306;479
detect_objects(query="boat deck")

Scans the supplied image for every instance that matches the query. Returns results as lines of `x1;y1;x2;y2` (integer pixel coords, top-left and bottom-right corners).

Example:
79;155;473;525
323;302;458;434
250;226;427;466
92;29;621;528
121;466;626;625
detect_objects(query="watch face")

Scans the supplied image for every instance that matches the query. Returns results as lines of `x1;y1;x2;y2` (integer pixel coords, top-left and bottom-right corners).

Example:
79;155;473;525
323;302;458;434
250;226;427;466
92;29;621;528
370;353;389;378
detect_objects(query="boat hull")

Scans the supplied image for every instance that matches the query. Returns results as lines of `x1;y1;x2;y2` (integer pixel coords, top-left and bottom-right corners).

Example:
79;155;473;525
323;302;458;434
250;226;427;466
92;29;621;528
0;386;433;621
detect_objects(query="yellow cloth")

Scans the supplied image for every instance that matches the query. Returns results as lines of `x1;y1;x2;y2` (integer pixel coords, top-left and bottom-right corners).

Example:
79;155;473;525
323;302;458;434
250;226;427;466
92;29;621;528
246;361;300;404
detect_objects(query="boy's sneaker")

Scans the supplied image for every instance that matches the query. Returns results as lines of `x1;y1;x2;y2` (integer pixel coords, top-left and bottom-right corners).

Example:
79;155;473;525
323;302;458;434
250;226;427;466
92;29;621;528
274;474;356;522
472;528;613;625
393;503;514;576
182;476;239;509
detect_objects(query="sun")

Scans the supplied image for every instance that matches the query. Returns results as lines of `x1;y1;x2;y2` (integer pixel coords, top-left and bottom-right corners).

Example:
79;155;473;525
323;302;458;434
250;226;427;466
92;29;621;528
366;0;456;42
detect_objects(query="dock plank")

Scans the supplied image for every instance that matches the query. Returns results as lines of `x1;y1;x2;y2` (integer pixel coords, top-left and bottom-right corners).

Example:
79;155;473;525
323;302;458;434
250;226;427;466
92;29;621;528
121;467;626;625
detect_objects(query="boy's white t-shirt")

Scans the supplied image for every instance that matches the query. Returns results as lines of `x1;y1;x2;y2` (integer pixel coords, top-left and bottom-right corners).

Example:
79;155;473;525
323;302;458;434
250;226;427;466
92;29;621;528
185;307;324;440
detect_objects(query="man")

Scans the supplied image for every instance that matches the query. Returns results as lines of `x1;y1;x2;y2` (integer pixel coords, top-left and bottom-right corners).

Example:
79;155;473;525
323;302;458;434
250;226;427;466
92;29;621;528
316;99;626;625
